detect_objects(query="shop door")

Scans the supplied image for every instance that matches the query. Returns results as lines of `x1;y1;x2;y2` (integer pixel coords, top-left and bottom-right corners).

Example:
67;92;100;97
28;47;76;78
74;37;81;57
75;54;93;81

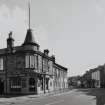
0;79;4;95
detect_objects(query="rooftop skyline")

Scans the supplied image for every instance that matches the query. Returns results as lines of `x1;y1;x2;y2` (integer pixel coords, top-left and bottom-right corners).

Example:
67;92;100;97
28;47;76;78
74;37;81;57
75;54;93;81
0;0;105;76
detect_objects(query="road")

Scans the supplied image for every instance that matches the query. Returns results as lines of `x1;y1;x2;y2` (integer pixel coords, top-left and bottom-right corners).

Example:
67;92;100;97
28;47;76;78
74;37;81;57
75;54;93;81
1;88;105;105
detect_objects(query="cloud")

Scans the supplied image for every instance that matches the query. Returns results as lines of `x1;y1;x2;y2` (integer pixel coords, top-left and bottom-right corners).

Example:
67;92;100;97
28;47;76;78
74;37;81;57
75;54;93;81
33;25;49;51
2;0;105;77
0;4;27;48
0;2;49;56
95;4;104;14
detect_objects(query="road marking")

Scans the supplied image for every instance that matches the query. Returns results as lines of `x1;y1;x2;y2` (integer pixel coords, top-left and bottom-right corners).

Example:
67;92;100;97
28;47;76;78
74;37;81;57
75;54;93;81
45;100;64;105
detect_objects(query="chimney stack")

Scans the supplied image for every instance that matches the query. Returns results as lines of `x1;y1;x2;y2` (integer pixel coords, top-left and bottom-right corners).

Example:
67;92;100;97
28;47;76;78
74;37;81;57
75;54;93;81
51;55;55;62
7;31;14;50
44;49;49;55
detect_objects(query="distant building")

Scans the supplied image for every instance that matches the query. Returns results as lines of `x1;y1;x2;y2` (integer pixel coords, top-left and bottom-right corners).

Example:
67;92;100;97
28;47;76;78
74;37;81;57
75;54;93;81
81;64;105;88
0;29;68;95
68;76;81;88
91;65;105;88
82;70;93;88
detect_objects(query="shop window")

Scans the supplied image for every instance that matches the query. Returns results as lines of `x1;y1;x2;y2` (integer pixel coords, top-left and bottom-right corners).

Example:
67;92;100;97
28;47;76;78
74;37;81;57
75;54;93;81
10;77;21;92
22;79;26;88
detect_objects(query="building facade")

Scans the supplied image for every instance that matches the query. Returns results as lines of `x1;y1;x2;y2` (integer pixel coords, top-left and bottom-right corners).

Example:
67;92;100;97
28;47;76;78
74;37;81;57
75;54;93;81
0;29;68;95
81;64;105;88
91;65;105;88
67;76;81;88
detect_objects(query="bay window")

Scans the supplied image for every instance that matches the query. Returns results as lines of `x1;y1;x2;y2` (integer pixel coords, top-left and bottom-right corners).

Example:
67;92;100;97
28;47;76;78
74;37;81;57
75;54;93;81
25;54;37;69
38;55;42;72
0;58;3;70
30;55;34;68
25;55;29;68
43;58;49;72
34;55;37;69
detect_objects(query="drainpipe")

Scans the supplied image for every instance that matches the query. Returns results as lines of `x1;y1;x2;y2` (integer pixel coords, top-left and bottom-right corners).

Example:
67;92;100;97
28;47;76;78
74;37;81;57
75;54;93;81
44;74;46;94
5;51;7;95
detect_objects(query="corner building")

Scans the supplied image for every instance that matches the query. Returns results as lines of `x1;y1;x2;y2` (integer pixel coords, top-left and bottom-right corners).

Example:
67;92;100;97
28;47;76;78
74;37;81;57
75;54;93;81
0;29;68;95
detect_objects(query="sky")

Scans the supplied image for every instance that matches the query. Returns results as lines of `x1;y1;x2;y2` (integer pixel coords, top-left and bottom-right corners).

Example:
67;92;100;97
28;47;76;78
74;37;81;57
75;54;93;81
0;0;105;76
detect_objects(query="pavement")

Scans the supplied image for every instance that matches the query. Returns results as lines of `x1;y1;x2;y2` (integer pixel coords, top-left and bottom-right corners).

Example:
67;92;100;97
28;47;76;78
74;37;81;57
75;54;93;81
0;89;69;105
0;88;105;105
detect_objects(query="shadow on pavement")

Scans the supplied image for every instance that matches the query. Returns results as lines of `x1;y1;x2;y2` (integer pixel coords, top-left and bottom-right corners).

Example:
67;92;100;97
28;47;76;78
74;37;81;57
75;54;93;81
76;88;105;105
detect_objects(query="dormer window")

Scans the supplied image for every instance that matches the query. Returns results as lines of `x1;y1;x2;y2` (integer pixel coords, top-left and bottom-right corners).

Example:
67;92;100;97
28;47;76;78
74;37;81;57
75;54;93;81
0;58;3;70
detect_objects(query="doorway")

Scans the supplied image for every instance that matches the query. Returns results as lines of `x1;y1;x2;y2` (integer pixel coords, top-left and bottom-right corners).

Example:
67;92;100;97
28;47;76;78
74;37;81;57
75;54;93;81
0;79;4;95
29;78;35;92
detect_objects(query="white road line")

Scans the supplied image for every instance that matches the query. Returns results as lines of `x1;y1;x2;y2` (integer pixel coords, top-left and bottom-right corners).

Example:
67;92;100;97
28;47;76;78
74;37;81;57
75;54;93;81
45;100;64;105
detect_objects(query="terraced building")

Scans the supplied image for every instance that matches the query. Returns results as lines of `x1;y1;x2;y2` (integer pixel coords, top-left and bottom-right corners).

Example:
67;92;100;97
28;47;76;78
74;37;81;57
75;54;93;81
0;29;68;95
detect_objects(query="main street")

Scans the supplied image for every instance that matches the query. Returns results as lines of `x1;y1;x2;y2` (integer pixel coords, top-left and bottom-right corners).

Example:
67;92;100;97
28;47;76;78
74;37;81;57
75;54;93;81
1;88;103;105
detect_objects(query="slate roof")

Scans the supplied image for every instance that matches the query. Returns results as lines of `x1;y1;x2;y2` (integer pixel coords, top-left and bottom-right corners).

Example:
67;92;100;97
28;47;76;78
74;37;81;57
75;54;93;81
23;29;39;46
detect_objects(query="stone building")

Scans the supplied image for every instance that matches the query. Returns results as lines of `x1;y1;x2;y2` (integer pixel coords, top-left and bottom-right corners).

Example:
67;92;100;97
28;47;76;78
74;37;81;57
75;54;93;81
81;64;105;88
0;28;68;95
91;65;105;88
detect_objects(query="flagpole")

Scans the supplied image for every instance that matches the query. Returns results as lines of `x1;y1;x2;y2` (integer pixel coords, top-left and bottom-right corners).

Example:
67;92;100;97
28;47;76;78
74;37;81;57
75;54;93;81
28;0;31;29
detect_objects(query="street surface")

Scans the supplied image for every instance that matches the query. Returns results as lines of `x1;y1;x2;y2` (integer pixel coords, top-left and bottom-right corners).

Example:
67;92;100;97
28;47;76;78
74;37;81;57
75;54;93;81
1;88;105;105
